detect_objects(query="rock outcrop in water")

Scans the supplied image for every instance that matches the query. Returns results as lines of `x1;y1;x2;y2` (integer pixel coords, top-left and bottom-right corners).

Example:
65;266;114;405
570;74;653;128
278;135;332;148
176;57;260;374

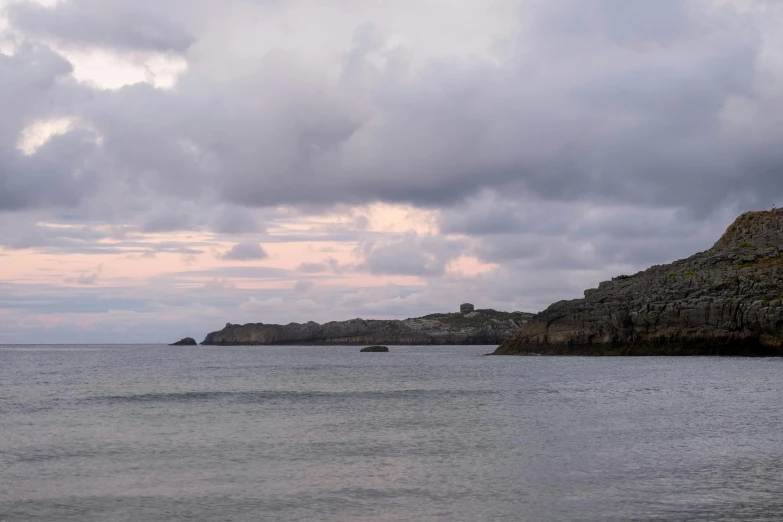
169;337;197;346
202;308;533;346
360;346;389;352
494;210;783;356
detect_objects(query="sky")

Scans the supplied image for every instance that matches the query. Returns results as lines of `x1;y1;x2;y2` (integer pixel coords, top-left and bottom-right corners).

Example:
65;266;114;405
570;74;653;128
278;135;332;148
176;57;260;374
1;0;782;343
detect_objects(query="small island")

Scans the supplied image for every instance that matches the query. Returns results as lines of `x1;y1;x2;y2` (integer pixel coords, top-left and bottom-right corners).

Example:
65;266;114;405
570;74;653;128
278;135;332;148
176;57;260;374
169;337;197;346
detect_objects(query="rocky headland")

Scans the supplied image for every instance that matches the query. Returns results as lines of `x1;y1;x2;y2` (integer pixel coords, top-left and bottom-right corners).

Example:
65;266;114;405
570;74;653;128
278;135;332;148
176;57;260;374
201;306;533;346
169;337;197;346
493;210;783;356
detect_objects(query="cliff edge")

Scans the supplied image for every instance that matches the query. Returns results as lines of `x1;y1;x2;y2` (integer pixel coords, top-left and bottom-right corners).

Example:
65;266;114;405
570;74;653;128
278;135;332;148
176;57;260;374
202;308;533;346
493;209;783;356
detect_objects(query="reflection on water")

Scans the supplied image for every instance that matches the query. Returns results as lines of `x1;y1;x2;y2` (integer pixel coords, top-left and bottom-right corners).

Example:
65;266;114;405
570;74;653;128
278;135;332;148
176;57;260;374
2;345;783;521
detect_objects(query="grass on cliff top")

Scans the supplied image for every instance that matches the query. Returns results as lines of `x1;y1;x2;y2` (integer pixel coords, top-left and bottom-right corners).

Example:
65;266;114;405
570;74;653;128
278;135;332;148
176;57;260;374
416;309;534;326
716;209;783;247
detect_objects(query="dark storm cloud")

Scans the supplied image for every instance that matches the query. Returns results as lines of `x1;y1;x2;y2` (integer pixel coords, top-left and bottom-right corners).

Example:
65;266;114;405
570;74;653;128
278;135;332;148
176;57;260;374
7;1;194;53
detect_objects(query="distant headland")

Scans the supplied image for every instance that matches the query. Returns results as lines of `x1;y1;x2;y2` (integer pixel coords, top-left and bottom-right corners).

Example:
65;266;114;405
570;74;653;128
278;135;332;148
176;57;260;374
197;304;534;346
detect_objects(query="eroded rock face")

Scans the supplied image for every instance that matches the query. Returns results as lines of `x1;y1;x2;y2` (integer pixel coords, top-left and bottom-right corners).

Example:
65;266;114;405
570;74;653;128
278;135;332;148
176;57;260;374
494;210;783;356
201;309;533;346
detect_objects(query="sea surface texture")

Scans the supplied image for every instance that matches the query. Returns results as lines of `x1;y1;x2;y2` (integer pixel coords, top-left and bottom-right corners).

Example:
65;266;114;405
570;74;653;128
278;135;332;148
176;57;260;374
2;345;783;521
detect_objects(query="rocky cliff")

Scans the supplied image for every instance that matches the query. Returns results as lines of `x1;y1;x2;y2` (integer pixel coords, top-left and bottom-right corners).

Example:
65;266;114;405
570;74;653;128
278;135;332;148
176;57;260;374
202;309;533;346
494;210;783;356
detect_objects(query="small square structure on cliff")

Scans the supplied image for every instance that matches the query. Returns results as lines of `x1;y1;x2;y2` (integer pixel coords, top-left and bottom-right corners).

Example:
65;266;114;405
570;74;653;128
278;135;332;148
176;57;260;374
460;303;475;314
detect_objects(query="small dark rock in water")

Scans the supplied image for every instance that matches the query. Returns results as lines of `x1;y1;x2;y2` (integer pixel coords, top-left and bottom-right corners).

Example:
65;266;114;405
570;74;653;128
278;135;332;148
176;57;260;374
170;337;197;346
360;346;389;352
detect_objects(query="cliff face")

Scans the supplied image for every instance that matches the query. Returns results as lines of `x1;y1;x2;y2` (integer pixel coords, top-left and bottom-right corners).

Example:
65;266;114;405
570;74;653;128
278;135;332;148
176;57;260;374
494;210;783;356
202;309;533;346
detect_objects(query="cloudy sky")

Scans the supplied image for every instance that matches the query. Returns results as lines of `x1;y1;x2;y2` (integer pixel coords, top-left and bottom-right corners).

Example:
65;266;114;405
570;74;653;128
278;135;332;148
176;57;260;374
1;0;781;343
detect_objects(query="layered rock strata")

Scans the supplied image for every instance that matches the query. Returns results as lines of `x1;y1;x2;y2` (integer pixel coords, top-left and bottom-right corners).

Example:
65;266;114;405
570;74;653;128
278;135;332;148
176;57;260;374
494;210;783;356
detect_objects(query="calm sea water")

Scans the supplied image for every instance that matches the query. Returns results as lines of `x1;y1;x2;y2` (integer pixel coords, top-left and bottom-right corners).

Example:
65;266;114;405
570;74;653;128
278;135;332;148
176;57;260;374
2;345;783;521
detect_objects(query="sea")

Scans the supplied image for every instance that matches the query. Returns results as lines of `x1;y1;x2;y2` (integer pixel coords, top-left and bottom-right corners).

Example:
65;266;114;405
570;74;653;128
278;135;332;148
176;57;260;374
2;344;783;522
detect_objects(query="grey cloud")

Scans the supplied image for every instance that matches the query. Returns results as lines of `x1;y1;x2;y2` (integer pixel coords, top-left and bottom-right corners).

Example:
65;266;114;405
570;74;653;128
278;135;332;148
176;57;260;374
212;207;264;234
296;257;355;274
353;215;369;229
202;278;236;291
296;262;328;274
207;2;760;213
450;195;732;271
0;45;97;211
293;280;315;294
138;242;205;255
0;218;208;255
183;266;290;279
220;242;268;261
8;1;194;53
4;0;782;218
0;282;154;314
2;222;111;250
0;273;305;343
76;274;98;285
536;0;693;46
76;264;103;285
361;234;465;276
439;192;577;237
141;211;192;233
